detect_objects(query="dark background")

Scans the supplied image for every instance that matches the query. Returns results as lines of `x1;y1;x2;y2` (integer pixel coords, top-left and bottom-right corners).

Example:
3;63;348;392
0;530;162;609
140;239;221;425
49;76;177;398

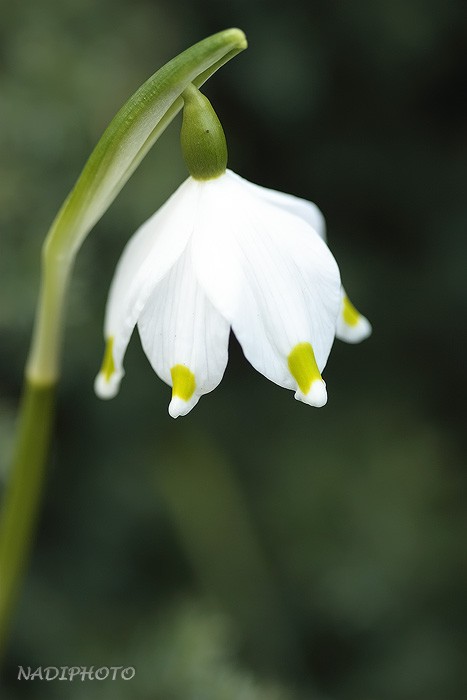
1;1;466;698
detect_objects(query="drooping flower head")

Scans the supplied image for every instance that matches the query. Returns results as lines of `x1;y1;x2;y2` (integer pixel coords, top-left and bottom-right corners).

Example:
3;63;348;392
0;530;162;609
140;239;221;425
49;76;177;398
95;85;371;417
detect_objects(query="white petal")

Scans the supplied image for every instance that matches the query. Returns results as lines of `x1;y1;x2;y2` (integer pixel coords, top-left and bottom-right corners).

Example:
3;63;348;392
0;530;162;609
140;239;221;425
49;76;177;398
227;169;327;240
137;242;230;418
95;177;199;397
336;290;372;344
94;336;125;399
231;172;373;347
94;366;123;400
228;171;373;347
192;172;341;403
295;377;328;408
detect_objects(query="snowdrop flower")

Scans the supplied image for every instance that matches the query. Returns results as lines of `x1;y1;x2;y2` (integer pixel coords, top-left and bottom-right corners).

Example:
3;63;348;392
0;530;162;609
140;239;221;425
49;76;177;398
95;85;371;417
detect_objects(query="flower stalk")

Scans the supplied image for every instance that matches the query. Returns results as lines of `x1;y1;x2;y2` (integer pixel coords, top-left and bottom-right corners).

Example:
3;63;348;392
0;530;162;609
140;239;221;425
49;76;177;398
0;28;247;659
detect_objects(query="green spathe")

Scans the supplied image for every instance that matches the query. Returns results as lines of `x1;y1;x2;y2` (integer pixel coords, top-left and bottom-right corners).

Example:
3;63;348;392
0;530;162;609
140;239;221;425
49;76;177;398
181;84;228;180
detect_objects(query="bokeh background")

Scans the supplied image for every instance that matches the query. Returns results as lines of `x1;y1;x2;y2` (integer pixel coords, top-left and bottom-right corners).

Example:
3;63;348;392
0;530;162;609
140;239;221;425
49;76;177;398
1;1;467;698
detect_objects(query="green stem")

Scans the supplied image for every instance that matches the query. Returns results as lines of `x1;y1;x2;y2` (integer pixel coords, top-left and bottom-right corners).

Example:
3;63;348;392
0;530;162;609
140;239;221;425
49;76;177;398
0;381;55;658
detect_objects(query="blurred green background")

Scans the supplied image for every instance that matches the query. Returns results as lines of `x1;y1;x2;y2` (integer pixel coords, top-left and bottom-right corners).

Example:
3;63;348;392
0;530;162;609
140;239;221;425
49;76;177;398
1;0;467;698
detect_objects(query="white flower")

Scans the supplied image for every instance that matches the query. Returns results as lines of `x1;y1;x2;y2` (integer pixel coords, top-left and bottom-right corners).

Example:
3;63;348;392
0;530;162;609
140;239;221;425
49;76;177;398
95;169;371;417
